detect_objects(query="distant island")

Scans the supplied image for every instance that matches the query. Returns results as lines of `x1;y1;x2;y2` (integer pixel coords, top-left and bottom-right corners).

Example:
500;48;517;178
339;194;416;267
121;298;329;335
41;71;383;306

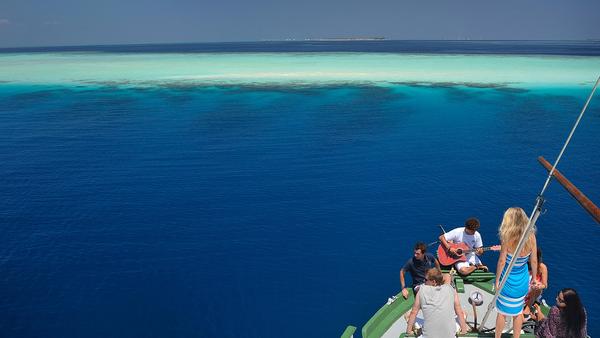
305;37;385;41
266;37;386;42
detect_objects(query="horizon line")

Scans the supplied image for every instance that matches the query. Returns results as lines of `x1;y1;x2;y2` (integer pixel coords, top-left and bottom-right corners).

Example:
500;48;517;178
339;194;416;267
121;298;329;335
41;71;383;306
1;38;599;51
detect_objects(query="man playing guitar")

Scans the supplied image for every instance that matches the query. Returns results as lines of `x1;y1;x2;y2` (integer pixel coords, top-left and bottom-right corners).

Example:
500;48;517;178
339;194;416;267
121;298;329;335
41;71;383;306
438;217;488;276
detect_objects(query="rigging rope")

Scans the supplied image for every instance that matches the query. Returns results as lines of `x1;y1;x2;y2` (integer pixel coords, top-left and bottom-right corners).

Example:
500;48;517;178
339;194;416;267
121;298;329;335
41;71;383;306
479;76;600;331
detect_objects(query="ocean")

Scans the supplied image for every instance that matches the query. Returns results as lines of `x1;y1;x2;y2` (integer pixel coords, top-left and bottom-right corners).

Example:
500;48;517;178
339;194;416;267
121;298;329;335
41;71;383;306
1;41;599;337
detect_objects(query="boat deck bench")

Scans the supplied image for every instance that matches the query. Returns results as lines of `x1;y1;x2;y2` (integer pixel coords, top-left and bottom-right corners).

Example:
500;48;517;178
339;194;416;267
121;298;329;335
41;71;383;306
440;270;495;294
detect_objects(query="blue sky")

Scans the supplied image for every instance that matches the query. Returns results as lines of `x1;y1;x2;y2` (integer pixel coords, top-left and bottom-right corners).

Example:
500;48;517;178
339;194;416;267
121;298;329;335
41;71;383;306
0;0;599;47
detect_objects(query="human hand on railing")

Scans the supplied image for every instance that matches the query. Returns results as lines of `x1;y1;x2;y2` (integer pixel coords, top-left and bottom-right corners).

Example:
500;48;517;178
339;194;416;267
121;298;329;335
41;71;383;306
401;288;409;299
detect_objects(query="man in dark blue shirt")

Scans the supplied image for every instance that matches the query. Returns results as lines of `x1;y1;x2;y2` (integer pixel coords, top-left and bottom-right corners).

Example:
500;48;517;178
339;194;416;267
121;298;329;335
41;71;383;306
400;242;441;298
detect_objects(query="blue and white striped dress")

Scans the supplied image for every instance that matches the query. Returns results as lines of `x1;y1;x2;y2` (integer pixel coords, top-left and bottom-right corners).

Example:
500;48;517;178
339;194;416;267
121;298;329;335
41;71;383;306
496;253;530;316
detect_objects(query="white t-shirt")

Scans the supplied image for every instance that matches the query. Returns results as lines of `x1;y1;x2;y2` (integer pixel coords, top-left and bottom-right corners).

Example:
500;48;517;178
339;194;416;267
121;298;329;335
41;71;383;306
444;227;483;250
444;227;483;266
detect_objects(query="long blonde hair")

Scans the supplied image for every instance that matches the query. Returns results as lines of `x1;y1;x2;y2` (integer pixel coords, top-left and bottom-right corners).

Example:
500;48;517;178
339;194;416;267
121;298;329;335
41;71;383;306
499;207;535;252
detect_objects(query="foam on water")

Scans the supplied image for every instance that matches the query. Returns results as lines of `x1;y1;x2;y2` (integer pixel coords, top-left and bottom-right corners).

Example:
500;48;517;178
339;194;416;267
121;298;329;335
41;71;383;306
1;52;599;88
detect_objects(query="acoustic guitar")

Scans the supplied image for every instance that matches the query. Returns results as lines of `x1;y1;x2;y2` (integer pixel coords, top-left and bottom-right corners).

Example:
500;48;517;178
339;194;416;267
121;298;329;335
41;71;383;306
437;243;501;266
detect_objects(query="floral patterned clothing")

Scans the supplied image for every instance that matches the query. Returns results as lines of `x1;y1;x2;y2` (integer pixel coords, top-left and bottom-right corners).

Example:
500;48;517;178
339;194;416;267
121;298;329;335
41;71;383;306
535;305;587;338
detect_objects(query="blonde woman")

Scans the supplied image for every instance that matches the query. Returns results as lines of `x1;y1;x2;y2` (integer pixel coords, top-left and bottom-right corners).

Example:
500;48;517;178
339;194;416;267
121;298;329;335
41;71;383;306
494;207;541;338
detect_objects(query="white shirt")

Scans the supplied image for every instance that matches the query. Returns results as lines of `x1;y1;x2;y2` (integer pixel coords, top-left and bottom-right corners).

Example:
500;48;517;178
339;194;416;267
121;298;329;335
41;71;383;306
444;227;483;266
443;227;483;250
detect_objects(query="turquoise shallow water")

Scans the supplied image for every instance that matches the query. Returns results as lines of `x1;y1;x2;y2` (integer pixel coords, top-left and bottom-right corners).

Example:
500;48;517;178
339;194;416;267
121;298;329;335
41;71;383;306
1;44;600;337
1;52;600;88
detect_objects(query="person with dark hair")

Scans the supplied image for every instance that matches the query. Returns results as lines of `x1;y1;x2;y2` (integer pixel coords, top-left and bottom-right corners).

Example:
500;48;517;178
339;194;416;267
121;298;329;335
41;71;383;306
400;242;441;299
406;268;469;337
532;288;587;338
525;248;548;308
438;217;487;275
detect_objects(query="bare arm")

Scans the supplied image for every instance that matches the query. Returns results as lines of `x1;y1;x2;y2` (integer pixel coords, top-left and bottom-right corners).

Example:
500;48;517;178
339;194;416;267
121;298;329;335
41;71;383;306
400;269;409;299
400;269;406;289
475;232;484;255
434;258;441;271
406;292;421;334
439;233;457;255
529;235;538;286
454;290;469;334
495;244;507;289
540;263;548;289
439;233;449;248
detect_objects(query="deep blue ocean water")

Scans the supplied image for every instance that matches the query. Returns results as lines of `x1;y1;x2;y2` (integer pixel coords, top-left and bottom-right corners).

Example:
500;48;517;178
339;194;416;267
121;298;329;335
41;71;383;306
1;42;600;338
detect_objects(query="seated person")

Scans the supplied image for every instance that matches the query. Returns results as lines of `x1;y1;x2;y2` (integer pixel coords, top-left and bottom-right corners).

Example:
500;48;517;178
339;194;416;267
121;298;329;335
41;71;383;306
400;242;441;299
531;288;587;338
523;247;548;318
406;268;469;338
438;217;487;275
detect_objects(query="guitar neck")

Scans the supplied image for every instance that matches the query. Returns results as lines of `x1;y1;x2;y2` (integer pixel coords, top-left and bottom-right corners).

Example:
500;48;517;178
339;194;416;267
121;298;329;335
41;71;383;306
465;246;496;254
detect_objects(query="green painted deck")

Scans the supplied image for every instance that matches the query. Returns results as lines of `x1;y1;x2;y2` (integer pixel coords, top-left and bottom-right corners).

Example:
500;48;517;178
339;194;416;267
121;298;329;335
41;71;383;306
361;289;415;338
341;325;357;338
356;270;538;338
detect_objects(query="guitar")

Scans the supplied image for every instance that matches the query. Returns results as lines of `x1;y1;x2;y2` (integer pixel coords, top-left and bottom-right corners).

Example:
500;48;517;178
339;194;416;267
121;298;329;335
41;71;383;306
437;243;501;266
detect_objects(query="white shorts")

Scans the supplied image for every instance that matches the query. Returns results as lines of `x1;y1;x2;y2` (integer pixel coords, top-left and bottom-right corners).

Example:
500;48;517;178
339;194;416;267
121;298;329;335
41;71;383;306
455;253;482;270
